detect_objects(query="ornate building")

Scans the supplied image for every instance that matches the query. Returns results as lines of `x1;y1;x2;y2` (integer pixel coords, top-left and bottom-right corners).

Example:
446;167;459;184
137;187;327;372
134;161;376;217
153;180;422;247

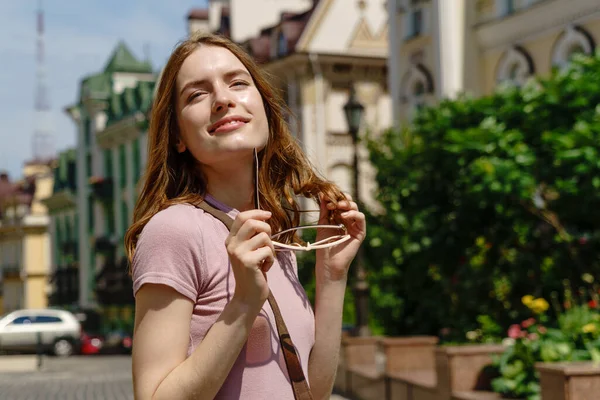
388;0;600;124
0;162;54;314
48;42;155;332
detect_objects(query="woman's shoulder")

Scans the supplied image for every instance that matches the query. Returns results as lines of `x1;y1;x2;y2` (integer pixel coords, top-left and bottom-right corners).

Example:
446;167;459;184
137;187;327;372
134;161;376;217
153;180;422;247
142;204;204;237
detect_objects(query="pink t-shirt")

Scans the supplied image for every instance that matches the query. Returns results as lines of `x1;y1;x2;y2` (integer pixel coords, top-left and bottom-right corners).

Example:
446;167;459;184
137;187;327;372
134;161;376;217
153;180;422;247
132;195;315;399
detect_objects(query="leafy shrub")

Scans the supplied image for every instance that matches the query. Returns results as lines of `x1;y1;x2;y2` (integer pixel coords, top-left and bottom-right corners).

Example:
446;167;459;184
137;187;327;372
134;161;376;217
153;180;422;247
364;51;600;337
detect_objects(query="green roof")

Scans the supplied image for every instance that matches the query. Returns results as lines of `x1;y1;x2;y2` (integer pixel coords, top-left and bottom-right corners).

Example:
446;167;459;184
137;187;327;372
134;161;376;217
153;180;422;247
106;80;156;125
79;72;112;102
104;41;153;74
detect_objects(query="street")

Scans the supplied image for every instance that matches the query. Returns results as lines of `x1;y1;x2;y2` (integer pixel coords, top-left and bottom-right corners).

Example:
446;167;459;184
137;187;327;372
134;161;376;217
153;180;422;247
0;355;350;400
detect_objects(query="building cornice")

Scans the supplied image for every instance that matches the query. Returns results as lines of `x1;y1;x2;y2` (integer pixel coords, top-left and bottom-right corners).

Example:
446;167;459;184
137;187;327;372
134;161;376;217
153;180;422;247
41;190;76;212
263;51;388;75
96;113;144;149
475;0;600;50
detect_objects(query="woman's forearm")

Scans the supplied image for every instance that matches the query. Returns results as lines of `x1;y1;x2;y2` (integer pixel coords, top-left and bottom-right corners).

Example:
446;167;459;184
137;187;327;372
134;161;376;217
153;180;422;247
308;266;348;400
150;298;261;400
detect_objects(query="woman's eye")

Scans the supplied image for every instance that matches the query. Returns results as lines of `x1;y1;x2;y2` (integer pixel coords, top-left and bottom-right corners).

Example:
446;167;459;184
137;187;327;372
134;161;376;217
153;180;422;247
188;92;204;102
232;81;249;88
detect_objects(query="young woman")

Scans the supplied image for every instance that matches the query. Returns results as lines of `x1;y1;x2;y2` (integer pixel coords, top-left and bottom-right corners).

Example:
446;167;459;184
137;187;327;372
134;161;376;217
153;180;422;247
126;32;366;400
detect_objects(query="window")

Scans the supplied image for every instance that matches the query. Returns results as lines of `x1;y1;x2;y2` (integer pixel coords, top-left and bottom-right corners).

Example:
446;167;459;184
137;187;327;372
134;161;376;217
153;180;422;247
552;26;595;69
277;32;287;57
133;138;141;183
35;316;62;323
86;153;92;178
411;8;423;36
402;0;428;39
121;200;129;237
104;150;113;179
106;203;115;236
10;316;33;325
88;196;95;235
496;46;534;87
401;64;434;118
84;118;92;147
119;144;127;189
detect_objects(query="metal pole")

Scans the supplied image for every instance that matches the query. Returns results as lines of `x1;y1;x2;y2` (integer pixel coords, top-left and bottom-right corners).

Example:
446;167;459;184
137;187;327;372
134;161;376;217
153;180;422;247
36;331;43;369
351;129;370;337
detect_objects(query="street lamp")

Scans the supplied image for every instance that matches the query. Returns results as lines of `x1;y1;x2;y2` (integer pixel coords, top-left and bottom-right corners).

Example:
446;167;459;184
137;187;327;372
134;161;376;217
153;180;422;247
343;85;370;337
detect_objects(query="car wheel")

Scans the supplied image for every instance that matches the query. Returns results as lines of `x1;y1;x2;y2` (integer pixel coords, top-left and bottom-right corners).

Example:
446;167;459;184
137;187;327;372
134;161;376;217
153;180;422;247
53;339;74;357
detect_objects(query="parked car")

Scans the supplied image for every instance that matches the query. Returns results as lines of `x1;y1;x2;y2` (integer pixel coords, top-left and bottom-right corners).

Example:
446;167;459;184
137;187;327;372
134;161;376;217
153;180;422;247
80;331;104;355
0;309;81;357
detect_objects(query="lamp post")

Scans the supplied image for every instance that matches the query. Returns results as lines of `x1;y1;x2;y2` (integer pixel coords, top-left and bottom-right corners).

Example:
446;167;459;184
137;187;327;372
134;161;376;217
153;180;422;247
343;85;370;337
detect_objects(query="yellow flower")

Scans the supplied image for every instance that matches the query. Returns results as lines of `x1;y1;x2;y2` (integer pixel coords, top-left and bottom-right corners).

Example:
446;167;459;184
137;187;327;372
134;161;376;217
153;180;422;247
582;323;597;334
522;295;534;307
531;298;549;314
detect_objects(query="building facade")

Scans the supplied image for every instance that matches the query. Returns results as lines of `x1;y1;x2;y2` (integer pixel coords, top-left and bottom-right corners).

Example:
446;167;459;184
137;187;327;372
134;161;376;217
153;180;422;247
42;149;79;309
0;162;54;314
55;42;154;332
388;0;600;125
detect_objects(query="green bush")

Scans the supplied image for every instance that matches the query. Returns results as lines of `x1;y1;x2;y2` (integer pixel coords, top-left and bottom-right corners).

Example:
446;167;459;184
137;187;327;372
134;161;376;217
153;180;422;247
364;51;600;338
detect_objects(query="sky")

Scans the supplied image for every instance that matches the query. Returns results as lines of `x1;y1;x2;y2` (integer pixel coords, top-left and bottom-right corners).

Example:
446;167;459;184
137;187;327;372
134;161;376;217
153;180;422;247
0;0;208;179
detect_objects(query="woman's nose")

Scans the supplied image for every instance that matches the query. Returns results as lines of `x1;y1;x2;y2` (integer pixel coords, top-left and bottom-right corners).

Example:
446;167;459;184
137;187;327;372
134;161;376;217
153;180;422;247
211;87;235;114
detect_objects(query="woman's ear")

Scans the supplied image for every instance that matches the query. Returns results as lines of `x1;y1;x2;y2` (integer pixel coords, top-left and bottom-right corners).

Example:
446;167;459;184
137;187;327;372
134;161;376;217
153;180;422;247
176;138;187;153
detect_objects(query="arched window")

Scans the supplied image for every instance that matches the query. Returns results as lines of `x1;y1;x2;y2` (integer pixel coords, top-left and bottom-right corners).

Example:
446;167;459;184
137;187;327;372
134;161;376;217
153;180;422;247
552;26;595;68
496;46;534;87
400;64;434;117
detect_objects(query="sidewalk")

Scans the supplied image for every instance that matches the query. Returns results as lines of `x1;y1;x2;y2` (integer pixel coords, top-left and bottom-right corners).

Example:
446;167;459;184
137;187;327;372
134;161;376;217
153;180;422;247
0;355;40;372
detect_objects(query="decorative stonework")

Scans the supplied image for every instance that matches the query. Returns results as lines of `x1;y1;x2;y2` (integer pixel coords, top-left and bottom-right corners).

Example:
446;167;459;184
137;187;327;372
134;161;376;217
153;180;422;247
552;25;595;68
496;45;535;86
400;64;434;104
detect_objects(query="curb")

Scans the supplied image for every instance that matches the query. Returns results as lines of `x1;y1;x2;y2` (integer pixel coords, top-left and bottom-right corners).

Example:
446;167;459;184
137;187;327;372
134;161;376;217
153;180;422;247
0;355;40;372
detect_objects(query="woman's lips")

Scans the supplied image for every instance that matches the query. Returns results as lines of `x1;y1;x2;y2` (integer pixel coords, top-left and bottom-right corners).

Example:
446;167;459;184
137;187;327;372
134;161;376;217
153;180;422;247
212;120;247;134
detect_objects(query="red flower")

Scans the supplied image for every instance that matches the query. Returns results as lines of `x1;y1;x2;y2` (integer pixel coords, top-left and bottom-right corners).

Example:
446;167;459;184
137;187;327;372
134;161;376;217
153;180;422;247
538;326;547;334
589;300;597;308
521;318;536;328
579;237;588;245
508;324;522;339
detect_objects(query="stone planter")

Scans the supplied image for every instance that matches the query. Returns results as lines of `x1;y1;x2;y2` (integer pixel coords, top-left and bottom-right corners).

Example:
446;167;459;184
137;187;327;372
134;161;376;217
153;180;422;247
537;361;600;400
435;344;505;400
381;336;439;373
339;336;385;400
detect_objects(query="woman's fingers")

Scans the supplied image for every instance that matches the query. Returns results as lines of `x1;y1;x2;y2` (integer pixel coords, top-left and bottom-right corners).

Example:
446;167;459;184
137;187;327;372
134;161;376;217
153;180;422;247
339;210;366;238
236;218;272;242
228;210;271;238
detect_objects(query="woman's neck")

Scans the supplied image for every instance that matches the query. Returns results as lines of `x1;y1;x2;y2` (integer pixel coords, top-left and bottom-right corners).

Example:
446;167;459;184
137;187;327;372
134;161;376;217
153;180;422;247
203;159;255;212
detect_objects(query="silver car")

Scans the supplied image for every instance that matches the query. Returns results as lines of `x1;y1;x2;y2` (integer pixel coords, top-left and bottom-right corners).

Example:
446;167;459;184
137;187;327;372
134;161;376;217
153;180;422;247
0;309;81;357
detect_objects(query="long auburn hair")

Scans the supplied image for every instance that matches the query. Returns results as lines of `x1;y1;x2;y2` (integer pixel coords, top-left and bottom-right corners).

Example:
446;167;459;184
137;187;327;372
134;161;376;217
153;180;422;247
125;32;345;264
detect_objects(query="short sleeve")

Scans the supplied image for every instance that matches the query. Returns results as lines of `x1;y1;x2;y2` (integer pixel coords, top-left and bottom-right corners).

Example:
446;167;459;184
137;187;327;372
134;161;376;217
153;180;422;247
132;205;205;302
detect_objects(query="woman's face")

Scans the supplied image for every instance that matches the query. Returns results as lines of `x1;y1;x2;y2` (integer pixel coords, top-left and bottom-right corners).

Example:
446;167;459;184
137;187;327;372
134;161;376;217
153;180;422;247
175;45;269;168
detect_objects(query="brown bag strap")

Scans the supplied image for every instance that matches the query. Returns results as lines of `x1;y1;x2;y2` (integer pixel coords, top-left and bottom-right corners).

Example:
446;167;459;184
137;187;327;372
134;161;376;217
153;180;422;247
196;200;314;400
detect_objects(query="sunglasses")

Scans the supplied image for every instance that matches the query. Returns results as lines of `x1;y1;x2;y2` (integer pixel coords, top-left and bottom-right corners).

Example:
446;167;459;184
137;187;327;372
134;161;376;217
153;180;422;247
253;148;351;252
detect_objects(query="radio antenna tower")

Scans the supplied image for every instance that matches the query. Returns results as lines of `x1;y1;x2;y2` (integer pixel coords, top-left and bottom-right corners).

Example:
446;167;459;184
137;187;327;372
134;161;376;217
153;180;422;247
32;0;54;162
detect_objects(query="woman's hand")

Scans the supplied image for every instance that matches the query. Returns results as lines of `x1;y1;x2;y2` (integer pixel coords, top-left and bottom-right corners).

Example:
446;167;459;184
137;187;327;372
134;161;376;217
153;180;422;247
225;210;275;308
316;193;366;281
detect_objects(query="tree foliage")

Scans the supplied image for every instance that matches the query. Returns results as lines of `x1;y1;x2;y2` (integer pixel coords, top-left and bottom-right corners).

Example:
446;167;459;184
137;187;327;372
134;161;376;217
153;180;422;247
364;52;600;339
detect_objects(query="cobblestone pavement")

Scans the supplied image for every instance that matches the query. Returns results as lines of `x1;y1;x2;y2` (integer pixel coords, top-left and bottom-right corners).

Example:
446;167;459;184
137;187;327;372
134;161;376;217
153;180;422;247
0;355;351;400
0;356;132;400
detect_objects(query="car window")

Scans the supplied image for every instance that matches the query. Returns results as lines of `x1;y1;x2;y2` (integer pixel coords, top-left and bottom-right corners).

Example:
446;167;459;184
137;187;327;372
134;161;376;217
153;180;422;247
10;316;33;325
36;316;63;323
